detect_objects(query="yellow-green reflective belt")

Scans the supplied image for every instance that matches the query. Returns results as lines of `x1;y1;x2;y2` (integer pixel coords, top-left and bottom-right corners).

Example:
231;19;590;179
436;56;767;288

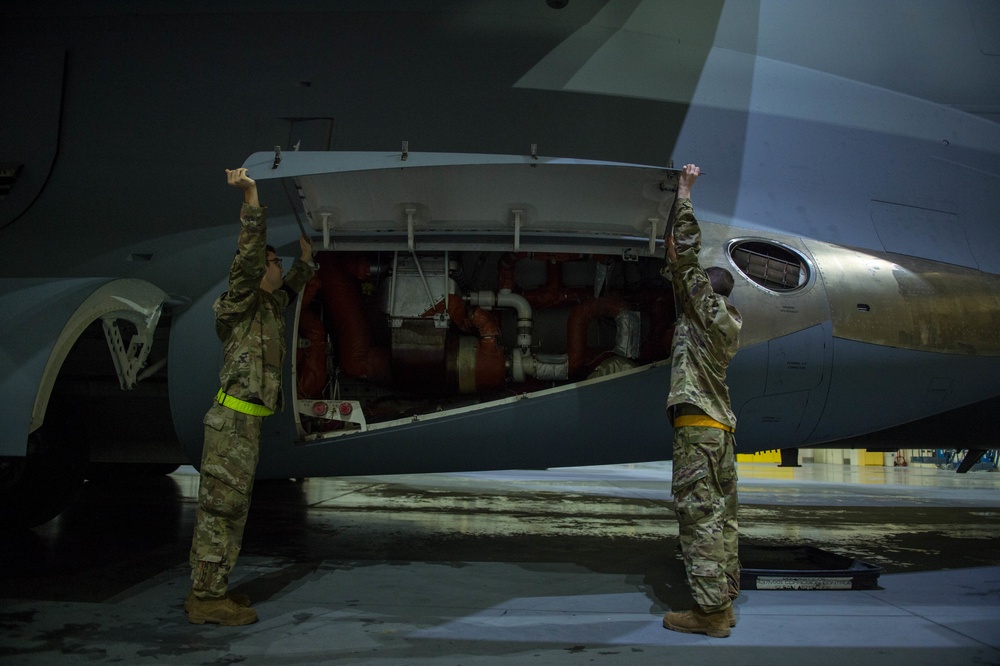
673;414;735;433
215;389;274;417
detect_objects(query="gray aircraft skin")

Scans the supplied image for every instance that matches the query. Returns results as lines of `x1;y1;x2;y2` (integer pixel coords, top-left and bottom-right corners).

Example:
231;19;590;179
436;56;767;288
1;0;999;528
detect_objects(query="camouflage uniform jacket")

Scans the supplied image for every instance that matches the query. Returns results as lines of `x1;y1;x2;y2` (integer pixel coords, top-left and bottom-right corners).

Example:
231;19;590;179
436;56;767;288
213;203;314;412
664;197;742;428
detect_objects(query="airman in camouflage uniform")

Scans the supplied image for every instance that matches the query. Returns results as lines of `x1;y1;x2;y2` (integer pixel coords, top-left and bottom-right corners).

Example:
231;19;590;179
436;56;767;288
185;168;315;626
661;164;742;638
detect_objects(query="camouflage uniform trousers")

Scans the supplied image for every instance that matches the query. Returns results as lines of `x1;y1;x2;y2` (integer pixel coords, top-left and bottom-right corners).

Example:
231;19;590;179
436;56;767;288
672;425;740;613
189;401;262;600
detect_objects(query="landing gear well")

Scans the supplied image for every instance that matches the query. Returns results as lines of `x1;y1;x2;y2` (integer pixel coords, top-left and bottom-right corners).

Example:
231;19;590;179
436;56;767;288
0;413;88;531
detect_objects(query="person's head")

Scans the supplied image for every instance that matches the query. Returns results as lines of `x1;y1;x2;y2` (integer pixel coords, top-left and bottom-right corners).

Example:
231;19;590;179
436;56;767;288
706;266;734;297
260;244;283;292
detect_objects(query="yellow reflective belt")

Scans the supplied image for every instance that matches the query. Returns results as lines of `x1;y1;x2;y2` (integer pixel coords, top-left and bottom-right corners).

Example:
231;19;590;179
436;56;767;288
673;414;735;433
215;389;274;417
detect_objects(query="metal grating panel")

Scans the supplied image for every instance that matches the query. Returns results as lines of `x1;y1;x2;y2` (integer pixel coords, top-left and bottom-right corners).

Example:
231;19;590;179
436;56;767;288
731;243;803;291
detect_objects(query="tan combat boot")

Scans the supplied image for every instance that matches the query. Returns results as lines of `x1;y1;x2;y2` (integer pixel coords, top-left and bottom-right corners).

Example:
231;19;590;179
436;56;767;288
186;595;258;626
184;590;251;614
662;606;730;638
726;605;736;627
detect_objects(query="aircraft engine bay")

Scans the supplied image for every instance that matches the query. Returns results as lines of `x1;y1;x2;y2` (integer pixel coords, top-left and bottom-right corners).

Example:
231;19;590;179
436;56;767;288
293;249;676;439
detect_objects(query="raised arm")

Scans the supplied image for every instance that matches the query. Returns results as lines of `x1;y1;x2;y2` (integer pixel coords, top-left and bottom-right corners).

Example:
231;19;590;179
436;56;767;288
667;164;701;263
214;168;268;337
676;163;698;200
226;167;259;207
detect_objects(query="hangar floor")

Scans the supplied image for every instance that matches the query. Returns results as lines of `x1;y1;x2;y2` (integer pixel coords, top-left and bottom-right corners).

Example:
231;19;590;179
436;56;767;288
2;461;999;665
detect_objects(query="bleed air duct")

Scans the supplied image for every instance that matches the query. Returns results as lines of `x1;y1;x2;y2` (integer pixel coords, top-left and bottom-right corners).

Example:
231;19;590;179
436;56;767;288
315;254;391;383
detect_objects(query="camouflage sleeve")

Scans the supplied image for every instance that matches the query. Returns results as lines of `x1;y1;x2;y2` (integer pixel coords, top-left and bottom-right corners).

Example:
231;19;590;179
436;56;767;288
671;197;701;260
669;198;722;328
282;258;316;295
213;204;268;337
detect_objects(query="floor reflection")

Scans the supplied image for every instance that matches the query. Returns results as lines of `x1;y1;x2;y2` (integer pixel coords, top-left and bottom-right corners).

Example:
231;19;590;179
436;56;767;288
2;461;998;607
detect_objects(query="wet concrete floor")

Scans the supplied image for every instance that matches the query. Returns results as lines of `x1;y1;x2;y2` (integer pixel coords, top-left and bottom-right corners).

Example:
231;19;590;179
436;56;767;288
1;461;999;664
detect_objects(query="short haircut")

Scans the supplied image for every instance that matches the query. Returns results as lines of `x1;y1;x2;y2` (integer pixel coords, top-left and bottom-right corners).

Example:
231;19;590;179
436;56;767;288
236;244;278;259
707;266;735;297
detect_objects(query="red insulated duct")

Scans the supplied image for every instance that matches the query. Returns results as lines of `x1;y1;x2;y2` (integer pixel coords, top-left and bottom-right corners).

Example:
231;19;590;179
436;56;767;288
470;307;505;390
497;252;517;292
500;252;596;310
441;300;505;391
315;253;392;384
566;295;630;378
296;274;328;398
